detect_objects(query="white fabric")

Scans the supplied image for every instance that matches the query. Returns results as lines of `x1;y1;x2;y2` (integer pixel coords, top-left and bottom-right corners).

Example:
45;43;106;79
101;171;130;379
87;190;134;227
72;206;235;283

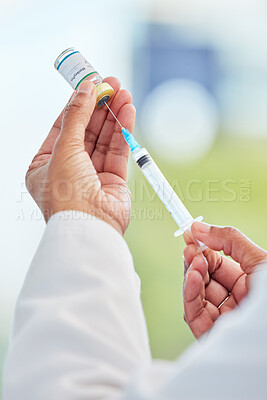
3;211;267;400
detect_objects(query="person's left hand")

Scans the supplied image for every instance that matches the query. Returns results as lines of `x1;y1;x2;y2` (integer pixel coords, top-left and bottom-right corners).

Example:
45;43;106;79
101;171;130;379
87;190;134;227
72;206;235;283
26;77;135;235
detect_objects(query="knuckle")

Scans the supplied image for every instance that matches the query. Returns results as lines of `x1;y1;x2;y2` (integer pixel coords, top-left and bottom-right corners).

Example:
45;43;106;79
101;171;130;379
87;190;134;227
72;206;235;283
223;226;240;235
220;226;239;256
64;98;83;114
222;226;240;238
220;226;246;259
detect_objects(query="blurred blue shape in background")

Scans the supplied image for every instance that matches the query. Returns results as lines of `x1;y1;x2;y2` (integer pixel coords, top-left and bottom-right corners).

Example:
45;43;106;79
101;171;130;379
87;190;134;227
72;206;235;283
133;23;218;113
132;23;219;162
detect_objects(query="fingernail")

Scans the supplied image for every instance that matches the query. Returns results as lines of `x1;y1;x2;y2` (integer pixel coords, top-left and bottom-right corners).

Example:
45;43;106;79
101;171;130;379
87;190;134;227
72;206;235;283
183;255;189;270
186;262;193;276
77;79;94;94
184;267;190;282
193;222;211;234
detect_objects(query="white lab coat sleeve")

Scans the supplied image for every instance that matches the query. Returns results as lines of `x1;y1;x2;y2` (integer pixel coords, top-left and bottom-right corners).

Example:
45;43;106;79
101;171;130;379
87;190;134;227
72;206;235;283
122;265;267;400
3;211;152;400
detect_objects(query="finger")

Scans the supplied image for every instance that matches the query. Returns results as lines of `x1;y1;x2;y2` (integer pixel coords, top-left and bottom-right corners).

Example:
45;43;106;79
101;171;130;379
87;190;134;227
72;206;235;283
93;89;132;159
103;103;136;180
205;279;229;307
184;228;205;247
183;257;213;338
184;246;244;309
183;230;195;246
184;244;248;310
104;77;121;107
184;242;247;291
219;294;237;315
84;77;121;154
184;255;206;304
198;230;250;302
59;80;97;147
184;244;198;271
184;269;204;305
91;89;133;175
203;247;245;292
231;273;248;304
184;245;210;285
204;267;247;308
183;256;206;311
205;301;220;322
191;222;267;274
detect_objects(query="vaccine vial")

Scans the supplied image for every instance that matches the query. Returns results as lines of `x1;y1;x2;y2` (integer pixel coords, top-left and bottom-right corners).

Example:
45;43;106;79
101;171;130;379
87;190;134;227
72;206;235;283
54;47;114;108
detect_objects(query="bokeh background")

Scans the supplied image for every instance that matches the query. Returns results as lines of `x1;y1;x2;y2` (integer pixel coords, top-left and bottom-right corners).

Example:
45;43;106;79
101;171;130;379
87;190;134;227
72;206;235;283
1;0;267;395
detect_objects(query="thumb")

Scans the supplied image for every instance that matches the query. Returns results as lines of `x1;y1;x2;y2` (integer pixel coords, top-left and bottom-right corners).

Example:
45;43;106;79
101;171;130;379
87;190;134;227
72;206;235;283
191;222;267;274
59;80;97;146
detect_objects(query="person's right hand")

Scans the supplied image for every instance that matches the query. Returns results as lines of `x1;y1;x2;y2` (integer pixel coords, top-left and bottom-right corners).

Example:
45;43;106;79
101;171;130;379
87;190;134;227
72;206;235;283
183;222;267;339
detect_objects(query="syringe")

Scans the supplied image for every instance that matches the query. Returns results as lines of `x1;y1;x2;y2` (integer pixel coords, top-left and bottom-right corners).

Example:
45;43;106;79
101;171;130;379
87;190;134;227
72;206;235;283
105;103;207;250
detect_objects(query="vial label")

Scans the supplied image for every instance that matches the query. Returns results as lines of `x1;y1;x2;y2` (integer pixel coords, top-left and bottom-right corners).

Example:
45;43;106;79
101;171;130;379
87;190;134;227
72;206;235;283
57;51;99;90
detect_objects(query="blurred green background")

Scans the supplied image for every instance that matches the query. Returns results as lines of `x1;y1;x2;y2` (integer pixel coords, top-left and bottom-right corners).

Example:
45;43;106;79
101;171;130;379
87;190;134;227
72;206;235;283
2;0;267;397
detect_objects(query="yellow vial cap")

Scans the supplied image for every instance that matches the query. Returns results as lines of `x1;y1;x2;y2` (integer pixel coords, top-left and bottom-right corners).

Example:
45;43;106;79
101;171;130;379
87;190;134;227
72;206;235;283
96;83;114;108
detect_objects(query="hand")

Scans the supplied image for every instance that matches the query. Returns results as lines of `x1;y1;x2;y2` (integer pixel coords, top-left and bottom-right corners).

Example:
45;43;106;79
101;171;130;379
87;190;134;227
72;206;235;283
183;222;267;339
26;78;135;235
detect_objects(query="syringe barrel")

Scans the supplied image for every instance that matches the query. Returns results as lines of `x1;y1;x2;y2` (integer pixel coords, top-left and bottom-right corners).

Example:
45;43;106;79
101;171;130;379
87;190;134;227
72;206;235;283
132;148;193;230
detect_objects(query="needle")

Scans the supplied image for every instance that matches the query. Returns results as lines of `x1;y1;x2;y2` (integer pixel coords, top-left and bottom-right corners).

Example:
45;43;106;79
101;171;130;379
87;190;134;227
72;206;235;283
105;102;123;129
105;101;141;152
